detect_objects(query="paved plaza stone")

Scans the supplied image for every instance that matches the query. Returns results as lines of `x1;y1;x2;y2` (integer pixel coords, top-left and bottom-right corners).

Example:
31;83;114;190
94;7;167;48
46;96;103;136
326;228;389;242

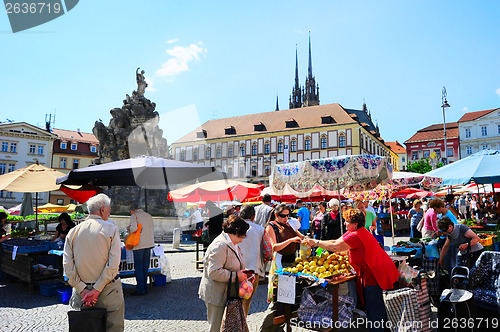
0;250;315;332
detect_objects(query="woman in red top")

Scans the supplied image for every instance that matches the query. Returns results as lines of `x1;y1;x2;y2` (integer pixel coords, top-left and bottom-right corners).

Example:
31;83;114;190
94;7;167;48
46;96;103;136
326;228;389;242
305;209;399;332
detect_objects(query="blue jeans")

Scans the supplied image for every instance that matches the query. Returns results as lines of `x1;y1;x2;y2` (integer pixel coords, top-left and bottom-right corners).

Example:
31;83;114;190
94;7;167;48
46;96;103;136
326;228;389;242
410;224;422;239
133;248;152;294
363;284;386;332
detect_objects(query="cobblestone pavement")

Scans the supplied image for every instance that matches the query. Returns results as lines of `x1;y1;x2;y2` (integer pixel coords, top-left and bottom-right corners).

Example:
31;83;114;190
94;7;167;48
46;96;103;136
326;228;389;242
0;235;414;332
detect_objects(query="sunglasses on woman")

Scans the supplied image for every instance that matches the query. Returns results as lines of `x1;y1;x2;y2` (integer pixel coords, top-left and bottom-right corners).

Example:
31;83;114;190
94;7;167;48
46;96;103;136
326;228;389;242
278;213;289;218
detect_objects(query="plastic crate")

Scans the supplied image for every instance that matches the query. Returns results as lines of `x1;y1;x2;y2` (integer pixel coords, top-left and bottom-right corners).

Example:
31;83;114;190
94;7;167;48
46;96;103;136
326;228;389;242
152;274;167;287
39;281;65;297
57;288;72;304
181;234;192;241
479;236;493;247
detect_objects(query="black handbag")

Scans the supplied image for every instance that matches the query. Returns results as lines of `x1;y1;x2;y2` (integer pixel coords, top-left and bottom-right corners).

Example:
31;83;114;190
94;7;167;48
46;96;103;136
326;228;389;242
68;307;107;332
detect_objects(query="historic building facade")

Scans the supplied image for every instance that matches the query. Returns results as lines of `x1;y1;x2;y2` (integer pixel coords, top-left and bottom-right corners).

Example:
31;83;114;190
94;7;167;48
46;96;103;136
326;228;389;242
386;141;407;170
404;123;460;165
458;108;500;158
50;128;99;205
0;122;57;207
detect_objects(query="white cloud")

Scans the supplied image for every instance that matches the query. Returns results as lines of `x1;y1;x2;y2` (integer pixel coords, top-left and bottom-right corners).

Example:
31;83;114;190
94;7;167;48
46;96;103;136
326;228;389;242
155;42;207;78
496;88;500;98
167;38;179;44
145;76;156;92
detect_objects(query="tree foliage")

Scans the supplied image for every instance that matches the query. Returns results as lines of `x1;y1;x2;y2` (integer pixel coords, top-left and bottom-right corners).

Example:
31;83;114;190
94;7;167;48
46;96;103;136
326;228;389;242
406;158;443;174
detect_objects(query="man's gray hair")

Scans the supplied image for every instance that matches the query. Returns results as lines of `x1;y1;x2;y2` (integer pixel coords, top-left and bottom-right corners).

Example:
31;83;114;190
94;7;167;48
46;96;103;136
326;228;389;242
239;204;255;220
129;202;140;211
87;194;111;214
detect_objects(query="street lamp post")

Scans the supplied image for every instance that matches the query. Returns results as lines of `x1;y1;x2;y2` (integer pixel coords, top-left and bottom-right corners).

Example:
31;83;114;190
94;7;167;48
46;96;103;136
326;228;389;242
441;87;451;164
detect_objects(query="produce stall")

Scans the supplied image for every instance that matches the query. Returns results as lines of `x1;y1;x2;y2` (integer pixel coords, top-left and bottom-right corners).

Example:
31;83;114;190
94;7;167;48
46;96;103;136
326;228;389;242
1;238;63;293
270;250;357;332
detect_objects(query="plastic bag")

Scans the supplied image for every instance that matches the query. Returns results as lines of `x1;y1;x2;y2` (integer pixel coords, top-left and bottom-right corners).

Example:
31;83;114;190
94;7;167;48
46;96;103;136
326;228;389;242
398;260;418;287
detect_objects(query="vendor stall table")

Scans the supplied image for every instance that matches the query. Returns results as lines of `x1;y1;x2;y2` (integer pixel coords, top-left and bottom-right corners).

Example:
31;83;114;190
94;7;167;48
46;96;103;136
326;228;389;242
0;249;63;293
194;237;207;271
274;274;356;332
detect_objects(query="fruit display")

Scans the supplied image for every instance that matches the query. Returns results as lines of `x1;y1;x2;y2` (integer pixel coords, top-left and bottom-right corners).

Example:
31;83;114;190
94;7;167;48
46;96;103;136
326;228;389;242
282;250;353;279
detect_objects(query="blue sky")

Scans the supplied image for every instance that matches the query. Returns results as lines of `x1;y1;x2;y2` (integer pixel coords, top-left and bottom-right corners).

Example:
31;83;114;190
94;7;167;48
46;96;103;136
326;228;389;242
1;0;499;146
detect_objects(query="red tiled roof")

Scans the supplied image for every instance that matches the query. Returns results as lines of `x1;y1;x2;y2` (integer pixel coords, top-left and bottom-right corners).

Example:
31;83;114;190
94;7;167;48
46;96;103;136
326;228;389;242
458;108;498;122
404;123;459;144
386;141;406;153
52;128;99;144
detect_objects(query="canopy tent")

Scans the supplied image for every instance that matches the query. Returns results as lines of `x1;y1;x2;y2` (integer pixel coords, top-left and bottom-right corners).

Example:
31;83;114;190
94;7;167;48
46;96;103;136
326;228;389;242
167;179;264;203
391;188;433;199
270;154;393;238
36;203;69;213
0;164;98;231
453;182;500;196
243;185;346;203
425;150;500;186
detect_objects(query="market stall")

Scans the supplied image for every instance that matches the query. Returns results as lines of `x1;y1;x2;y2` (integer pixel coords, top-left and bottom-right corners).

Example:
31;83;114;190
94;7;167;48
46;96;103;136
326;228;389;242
269;155;393;330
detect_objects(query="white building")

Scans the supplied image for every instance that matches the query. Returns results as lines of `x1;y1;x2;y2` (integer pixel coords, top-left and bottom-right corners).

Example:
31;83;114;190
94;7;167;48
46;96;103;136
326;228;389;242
0;122;57;208
458;108;500;158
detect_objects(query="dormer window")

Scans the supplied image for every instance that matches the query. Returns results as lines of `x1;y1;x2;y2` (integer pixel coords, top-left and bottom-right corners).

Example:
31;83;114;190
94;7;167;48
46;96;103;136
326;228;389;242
60;142;67;149
197;130;207;138
224;126;236;135
321;115;335;124
254;122;266;132
285;118;298;128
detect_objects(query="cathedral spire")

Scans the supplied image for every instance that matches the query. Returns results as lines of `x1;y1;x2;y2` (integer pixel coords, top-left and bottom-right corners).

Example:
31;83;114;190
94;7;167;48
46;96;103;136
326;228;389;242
307;31;313;79
275;95;279;111
290;44;302;109
295;45;299;88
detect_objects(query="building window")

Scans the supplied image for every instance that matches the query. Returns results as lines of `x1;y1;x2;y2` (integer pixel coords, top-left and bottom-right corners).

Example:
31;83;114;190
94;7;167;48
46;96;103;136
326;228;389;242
423;150;430;158
216;147;221;159
321;136;327;149
239;166;245;178
251;165;257;177
277;140;284;153
447;148;453;157
90;146;97;153
71;143;77;150
339;135;346;148
10;143;17;153
37;145;44;155
180;150;186;161
465;128;471;138
7;164;14;173
481;126;488;136
251;144;257;156
482;144;488;150
0;163;5;175
29;144;36;154
402;156;406;162
304;137;311;151
57;199;64;205
205;148;211;160
498;124;500;135
72;159;79;169
228;145;233;158
265;164;270;176
226;167;232;178
240;145;245;157
60;158;67;169
466;146;472;155
264;142;270;154
290;139;297;152
1;142;7;152
412;151;418;160
60;142;67;149
193;149;198;161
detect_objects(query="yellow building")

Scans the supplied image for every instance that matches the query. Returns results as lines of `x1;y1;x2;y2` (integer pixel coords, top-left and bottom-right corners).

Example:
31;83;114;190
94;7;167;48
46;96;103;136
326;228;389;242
171;103;394;184
50;128;99;205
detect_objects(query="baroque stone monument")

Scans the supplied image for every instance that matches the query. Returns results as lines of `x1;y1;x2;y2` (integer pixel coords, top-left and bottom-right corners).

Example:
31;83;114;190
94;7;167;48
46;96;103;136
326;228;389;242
92;68;174;215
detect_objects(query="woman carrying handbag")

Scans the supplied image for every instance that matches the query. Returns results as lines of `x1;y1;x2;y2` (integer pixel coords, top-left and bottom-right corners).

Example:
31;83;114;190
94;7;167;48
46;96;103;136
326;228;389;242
198;215;249;332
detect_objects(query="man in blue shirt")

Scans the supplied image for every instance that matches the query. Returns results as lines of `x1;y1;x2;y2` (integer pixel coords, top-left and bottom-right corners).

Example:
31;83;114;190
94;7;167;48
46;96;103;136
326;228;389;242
296;199;310;235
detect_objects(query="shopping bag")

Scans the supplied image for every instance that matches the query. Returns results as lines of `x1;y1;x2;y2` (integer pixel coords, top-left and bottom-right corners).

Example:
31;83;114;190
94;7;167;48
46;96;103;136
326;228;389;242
298;287;354;327
201;225;210;243
124;224;142;250
397;260;419;287
68;307;107;332
221;272;249;332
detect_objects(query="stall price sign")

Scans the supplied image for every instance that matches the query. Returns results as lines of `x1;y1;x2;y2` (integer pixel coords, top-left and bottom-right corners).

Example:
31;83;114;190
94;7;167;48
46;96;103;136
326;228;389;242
277;274;296;304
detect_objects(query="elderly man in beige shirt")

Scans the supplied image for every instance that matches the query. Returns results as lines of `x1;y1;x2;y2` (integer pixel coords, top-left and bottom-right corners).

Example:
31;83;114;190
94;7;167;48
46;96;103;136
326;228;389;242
63;194;124;332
